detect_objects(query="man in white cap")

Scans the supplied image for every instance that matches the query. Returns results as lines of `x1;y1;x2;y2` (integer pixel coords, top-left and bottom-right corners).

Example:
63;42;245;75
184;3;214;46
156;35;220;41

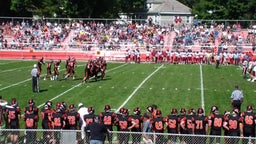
31;64;39;93
77;103;88;141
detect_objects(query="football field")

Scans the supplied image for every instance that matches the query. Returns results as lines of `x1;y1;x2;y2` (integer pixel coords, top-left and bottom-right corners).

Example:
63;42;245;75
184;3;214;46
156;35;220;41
0;60;255;128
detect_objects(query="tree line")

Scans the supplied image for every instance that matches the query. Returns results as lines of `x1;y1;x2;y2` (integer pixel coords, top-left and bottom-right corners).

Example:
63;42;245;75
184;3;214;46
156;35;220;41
0;0;255;20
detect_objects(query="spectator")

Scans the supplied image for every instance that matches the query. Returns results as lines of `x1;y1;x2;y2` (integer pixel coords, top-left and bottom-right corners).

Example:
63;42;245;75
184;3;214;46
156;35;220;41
77;103;88;141
86;115;109;144
231;85;243;111
142;112;153;144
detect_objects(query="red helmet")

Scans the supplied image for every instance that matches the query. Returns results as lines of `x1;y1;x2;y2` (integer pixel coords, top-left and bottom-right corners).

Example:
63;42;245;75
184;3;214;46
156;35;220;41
69;104;75;110
122;108;128;115
28;99;34;105
104;105;111;111
11;98;18;107
247;105;253;112
46;101;52;108
197;108;204;115
171;108;178;115
156;110;162;116
56;102;62;110
88;107;95;114
189;108;195;115
119;107;125;114
133;107;141;115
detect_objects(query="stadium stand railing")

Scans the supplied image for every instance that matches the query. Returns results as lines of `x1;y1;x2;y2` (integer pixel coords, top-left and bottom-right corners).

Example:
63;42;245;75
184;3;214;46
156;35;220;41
0;129;255;144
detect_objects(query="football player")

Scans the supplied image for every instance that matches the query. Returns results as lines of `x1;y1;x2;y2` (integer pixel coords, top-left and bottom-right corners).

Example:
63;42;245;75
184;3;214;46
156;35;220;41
99;105;116;144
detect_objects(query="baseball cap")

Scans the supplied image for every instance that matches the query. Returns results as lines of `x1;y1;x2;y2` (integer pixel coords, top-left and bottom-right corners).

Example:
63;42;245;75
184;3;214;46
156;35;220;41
78;103;83;108
33;64;37;68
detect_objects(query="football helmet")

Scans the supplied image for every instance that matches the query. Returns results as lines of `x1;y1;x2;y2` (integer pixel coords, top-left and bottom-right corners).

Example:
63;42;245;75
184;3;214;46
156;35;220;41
11;98;18;107
119;107;125;114
224;110;230;116
133;107;141;115
233;108;239;115
180;108;186;114
156;110;162;116
28;99;34;105
122;108;128;115
197;108;204;115
104;105;111;111
147;106;153;113
247;105;253;112
189;108;195;115
211;106;218;113
171;108;178;115
69;104;75;110
88;107;95;114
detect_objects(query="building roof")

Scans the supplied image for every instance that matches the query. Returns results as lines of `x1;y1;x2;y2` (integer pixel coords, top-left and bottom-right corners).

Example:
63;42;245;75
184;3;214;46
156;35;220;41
148;0;191;14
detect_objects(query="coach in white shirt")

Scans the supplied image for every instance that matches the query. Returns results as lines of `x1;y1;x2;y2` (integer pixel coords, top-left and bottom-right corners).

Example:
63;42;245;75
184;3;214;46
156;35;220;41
78;103;88;140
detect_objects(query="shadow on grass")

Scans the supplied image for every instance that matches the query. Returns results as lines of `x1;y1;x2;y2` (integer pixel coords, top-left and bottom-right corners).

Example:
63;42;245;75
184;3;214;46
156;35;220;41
39;89;48;93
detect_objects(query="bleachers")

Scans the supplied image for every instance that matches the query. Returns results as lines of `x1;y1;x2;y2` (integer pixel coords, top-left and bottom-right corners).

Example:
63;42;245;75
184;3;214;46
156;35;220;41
1;20;255;61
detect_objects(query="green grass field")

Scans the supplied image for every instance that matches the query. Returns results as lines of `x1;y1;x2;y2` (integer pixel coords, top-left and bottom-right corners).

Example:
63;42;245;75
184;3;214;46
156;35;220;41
0;60;255;129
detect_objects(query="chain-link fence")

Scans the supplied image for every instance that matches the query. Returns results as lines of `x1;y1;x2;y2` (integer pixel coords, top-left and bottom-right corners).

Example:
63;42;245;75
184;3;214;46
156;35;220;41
0;129;255;144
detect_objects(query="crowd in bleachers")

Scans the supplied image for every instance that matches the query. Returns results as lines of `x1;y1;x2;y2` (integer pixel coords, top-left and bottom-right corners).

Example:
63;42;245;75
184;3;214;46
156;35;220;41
0;20;171;51
0;20;70;50
0;19;255;57
173;22;256;52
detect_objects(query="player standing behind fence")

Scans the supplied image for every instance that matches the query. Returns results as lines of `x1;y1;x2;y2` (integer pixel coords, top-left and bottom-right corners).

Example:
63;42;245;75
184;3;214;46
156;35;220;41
84;107;96;144
5;98;21;143
40;101;53;141
31;64;39;93
99;105;116;144
180;108;195;144
241;105;256;144
65;104;80;130
129;107;144;144
223;108;243;144
115;108;131;144
178;108;187;144
208;106;223;144
51;103;66;144
23;105;38;144
193;108;208;144
164;108;179;144
152;110;165;144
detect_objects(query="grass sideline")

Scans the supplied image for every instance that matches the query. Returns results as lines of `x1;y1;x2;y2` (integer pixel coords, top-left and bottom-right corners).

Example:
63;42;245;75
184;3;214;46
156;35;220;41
0;60;255;130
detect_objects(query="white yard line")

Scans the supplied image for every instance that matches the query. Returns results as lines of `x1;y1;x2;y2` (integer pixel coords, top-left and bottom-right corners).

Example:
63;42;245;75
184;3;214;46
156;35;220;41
0;61;21;65
0;66;32;73
0;64;85;91
199;64;205;110
115;64;164;113
37;63;128;108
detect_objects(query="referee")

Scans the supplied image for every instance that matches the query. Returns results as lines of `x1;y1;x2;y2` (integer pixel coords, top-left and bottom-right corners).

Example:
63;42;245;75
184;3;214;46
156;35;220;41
31;64;39;93
231;85;243;111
